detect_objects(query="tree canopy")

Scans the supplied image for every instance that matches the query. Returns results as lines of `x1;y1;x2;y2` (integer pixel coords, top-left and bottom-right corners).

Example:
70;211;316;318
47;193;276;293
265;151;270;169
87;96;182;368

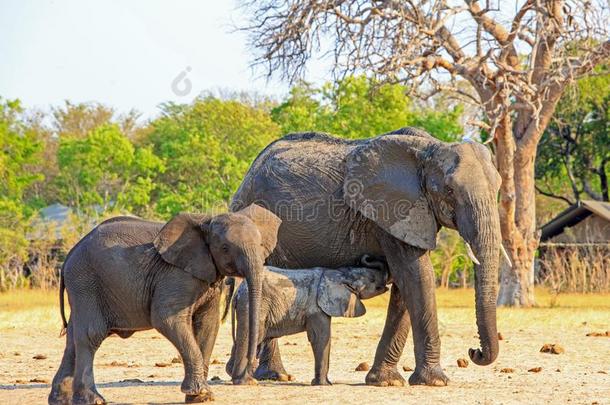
536;69;610;204
272;76;463;141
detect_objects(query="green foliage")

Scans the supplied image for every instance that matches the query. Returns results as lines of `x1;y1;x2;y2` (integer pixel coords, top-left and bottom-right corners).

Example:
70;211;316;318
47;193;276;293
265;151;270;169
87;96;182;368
143;97;281;217
52;100;141;139
272;76;463;141
0;99;44;207
55;124;165;214
0;99;44;287
430;229;472;288
536;68;610;203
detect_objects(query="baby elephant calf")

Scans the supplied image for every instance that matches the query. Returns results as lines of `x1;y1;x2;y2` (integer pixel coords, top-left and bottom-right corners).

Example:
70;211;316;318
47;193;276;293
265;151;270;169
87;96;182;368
226;256;388;386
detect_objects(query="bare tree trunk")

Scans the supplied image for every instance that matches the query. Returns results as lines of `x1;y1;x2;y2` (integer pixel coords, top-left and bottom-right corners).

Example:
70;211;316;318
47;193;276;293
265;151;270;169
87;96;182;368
599;160;609;202
461;263;467;289
496;112;540;307
440;266;449;289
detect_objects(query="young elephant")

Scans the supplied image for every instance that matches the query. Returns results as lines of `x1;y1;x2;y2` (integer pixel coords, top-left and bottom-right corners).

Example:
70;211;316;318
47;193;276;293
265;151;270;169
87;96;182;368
226;256;388;386
48;204;281;405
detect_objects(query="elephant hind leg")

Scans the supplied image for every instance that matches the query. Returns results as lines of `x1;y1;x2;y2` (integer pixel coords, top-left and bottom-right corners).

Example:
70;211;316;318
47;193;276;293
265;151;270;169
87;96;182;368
253;338;290;381
71;310;108;405
365;284;410;387
49;321;76;405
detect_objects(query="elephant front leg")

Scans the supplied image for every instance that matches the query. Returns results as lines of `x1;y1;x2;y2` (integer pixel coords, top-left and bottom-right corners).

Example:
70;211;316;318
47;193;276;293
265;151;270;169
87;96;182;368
388;241;448;387
190;298;221;402
307;314;332;386
230;299;258;385
154;314;212;402
365;284;411;387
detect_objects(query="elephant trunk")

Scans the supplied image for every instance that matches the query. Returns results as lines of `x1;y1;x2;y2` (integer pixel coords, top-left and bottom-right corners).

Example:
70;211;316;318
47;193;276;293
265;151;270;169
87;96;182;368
244;262;262;375
458;198;500;366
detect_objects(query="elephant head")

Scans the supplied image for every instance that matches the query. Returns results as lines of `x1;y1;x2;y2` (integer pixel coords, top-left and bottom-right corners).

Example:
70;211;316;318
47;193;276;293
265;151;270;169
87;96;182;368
154;204;282;376
317;265;388;318
344;128;502;366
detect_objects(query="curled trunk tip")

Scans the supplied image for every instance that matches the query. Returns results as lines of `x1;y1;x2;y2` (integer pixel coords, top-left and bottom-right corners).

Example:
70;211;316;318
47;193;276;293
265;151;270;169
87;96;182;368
469;345;498;366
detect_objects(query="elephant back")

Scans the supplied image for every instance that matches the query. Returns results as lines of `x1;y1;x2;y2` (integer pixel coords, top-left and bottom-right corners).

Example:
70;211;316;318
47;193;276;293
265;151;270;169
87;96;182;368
231;132;378;269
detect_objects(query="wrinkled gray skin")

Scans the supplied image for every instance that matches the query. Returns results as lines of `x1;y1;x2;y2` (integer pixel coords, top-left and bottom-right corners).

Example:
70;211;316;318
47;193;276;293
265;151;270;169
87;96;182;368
48;204;281;405
227;256;388;386
232;127;502;387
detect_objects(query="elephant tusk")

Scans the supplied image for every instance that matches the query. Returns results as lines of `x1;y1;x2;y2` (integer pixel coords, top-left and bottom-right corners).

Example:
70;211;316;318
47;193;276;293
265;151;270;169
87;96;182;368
465;242;481;265
500;244;512;268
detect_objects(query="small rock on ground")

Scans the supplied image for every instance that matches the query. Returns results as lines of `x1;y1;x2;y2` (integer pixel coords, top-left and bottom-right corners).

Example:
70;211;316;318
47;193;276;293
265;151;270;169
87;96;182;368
457;358;469;368
540;344;564;354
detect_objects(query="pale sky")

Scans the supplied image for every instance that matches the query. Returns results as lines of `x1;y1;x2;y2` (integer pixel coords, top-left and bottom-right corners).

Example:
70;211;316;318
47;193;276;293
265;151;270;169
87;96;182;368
0;0;328;119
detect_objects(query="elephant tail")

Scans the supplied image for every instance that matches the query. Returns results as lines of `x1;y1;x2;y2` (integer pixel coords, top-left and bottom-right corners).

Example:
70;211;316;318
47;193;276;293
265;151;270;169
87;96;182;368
361;254;391;284
361;254;388;272
59;265;68;337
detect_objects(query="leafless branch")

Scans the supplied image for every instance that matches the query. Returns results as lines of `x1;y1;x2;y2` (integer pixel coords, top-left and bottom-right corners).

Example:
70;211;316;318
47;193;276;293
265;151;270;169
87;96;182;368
535;184;575;205
241;0;609;143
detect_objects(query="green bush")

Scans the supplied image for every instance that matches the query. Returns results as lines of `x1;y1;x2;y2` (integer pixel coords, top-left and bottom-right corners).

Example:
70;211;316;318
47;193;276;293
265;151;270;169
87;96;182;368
143;97;281;217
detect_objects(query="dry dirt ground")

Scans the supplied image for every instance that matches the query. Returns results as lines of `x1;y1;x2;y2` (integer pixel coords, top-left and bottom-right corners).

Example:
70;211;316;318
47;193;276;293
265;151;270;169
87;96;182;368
0;289;608;405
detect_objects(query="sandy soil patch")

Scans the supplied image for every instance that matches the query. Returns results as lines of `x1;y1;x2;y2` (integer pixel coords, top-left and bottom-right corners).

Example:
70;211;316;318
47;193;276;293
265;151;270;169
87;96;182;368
0;290;608;404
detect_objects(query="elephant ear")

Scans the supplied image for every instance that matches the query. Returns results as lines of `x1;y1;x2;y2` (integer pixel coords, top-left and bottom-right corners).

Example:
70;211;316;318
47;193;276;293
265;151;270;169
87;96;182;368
235;203;282;258
153;213;218;284
317;270;366;318
344;134;439;250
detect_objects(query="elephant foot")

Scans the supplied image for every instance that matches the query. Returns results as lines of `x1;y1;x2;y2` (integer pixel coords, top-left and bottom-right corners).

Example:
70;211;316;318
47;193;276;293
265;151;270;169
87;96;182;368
48;391;72;405
253;368;292;382
408;364;449;387
311;377;332;386
254;360;289;381
181;378;210;396
232;375;258;386
225;357;234;377
277;373;295;382
365;366;406;387
48;377;73;405
185;392;214;403
72;388;106;405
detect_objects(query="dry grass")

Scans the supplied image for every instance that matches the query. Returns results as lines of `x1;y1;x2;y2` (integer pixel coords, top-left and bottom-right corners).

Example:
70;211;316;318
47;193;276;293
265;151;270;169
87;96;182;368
367;287;610;309
540;246;610;293
0;289;58;312
4;286;608;314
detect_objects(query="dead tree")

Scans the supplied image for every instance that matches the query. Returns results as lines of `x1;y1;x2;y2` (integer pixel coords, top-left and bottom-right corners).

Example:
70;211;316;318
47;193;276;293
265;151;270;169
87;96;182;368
241;0;610;306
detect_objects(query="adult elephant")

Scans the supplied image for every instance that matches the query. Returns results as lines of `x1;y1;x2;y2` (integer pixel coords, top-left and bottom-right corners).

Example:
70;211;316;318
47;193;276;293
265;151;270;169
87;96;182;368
231;127;504;387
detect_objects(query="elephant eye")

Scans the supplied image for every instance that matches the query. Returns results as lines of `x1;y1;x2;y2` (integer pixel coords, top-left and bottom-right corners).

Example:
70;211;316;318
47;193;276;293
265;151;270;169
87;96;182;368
221;244;229;253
